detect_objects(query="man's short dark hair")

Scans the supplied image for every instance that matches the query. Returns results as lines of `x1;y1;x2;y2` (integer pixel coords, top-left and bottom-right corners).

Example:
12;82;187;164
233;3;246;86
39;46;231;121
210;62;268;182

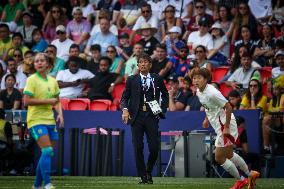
241;52;252;58
47;44;57;51
0;23;9;31
24;50;34;56
90;44;101;52
191;68;211;81
5;73;16;82
69;44;80;51
137;53;152;64
228;90;241;98
141;3;151;10
7;58;16;64
66;56;81;67
12;32;23;40
99;56;112;66
156;43;167;51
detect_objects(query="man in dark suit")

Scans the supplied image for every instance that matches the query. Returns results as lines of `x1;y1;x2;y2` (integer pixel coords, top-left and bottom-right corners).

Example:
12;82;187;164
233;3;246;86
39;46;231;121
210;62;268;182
120;53;169;184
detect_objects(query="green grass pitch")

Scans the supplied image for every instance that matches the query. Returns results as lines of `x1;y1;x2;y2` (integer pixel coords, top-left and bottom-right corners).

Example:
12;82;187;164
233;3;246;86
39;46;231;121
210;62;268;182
0;177;284;189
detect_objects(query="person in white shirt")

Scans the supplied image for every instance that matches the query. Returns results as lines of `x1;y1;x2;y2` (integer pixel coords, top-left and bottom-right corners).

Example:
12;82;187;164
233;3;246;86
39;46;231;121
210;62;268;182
187;16;213;55
192;68;259;189
1;58;27;92
130;3;159;42
51;25;74;62
272;50;284;78
56;56;94;99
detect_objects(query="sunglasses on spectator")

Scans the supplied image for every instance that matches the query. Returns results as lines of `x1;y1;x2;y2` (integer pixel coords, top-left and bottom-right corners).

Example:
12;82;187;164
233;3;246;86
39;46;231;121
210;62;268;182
14;54;22;57
196;6;204;9
46;50;54;53
239;6;247;10
56;31;65;35
180;50;188;53
106;50;115;53
142;10;151;13
52;10;60;13
249;84;258;88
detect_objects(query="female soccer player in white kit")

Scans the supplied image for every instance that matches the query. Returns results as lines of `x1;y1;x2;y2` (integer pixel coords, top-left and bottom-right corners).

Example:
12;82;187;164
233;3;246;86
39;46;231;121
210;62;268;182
191;68;259;189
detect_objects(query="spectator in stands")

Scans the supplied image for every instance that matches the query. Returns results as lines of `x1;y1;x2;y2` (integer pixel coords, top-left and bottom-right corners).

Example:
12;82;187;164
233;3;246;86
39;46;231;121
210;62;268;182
31;29;48;53
226;52;260;90
207;22;230;67
216;5;234;37
66;7;91;48
7;32;29;58
56;56;94;99
277;23;284;41
124;42;144;80
1;58;27;92
42;5;68;43
272;50;284;78
116;32;133;61
106;45;125;76
51;25;74;62
12;48;24;72
79;0;95;22
0;23;12;61
262;75;284;153
160;5;184;40
234;25;257;57
91;9;118;36
118;0;144;27
137;23;159;56
231;1;258;43
96;0;121;25
169;76;193;111
254;24;277;67
0;74;22;110
193;45;213;73
163;26;185;57
166;46;191;78
88;56;123;101
151;44;170;79
1;0;25;26
45;45;65;77
147;0;168;20
69;44;87;69
16;11;37;48
240;77;268;111
169;0;193;19
84;17;118;56
131;3;158;42
187;16;214;55
228;90;242;110
23;50;35;76
87;44;101;75
184;0;213;38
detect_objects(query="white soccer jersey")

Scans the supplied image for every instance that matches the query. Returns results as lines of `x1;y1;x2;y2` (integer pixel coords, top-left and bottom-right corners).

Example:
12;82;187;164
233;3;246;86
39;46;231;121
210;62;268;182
196;84;238;147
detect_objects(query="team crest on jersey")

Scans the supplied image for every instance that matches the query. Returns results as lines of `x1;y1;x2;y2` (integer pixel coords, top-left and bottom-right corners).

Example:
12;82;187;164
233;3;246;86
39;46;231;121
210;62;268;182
38;129;43;134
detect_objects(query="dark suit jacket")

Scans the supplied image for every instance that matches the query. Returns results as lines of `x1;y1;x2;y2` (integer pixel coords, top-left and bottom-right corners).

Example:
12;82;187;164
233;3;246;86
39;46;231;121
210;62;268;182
120;73;169;125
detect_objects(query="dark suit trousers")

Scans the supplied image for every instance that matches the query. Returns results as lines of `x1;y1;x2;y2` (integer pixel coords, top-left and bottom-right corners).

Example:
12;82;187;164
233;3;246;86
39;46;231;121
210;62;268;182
131;111;159;177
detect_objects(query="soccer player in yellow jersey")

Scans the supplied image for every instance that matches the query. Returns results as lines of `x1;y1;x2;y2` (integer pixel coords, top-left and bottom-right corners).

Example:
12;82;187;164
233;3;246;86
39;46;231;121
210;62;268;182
23;53;64;189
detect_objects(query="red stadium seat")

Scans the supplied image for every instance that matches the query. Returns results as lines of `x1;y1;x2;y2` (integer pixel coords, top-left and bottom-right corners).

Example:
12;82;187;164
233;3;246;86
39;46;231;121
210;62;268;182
90;100;112;111
109;103;118;111
60;98;70;110
212;66;229;83
68;98;90;110
112;83;126;107
219;83;233;98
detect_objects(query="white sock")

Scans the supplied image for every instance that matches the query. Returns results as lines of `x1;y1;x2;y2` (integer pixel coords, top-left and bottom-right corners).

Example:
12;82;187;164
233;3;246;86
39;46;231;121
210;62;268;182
221;159;241;180
230;152;250;177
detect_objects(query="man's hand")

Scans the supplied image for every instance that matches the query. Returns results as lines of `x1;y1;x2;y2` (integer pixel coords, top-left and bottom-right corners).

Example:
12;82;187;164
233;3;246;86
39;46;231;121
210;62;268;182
56;114;64;128
108;85;114;94
122;109;131;124
202;118;209;128
230;82;241;90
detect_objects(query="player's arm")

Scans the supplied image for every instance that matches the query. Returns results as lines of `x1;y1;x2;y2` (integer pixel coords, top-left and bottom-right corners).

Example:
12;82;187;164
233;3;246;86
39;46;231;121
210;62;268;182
54;97;64;128
23;95;58;106
224;102;232;128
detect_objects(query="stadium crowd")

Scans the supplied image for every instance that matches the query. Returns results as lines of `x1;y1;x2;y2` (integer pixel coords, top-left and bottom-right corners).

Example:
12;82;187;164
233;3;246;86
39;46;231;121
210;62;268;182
0;0;284;175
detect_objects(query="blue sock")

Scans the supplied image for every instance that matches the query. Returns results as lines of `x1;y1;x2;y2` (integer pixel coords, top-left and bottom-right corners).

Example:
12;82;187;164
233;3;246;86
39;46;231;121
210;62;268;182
34;163;43;187
39;147;54;186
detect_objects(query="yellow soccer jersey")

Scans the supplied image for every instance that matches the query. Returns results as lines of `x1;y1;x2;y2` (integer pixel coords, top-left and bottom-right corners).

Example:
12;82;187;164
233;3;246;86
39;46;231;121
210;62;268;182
23;72;60;128
241;95;268;112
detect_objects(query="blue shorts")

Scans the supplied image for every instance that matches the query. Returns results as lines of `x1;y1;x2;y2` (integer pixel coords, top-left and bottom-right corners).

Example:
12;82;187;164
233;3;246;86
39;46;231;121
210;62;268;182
29;125;59;141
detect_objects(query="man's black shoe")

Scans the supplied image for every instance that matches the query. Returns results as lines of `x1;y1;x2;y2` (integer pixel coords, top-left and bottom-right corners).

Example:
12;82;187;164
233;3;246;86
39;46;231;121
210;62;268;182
146;173;153;184
138;176;148;184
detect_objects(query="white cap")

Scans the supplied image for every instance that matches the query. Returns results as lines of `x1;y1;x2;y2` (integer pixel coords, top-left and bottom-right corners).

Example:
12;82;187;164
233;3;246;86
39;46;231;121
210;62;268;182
56;25;66;32
275;50;284;58
168;26;182;34
211;22;222;30
72;6;82;15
